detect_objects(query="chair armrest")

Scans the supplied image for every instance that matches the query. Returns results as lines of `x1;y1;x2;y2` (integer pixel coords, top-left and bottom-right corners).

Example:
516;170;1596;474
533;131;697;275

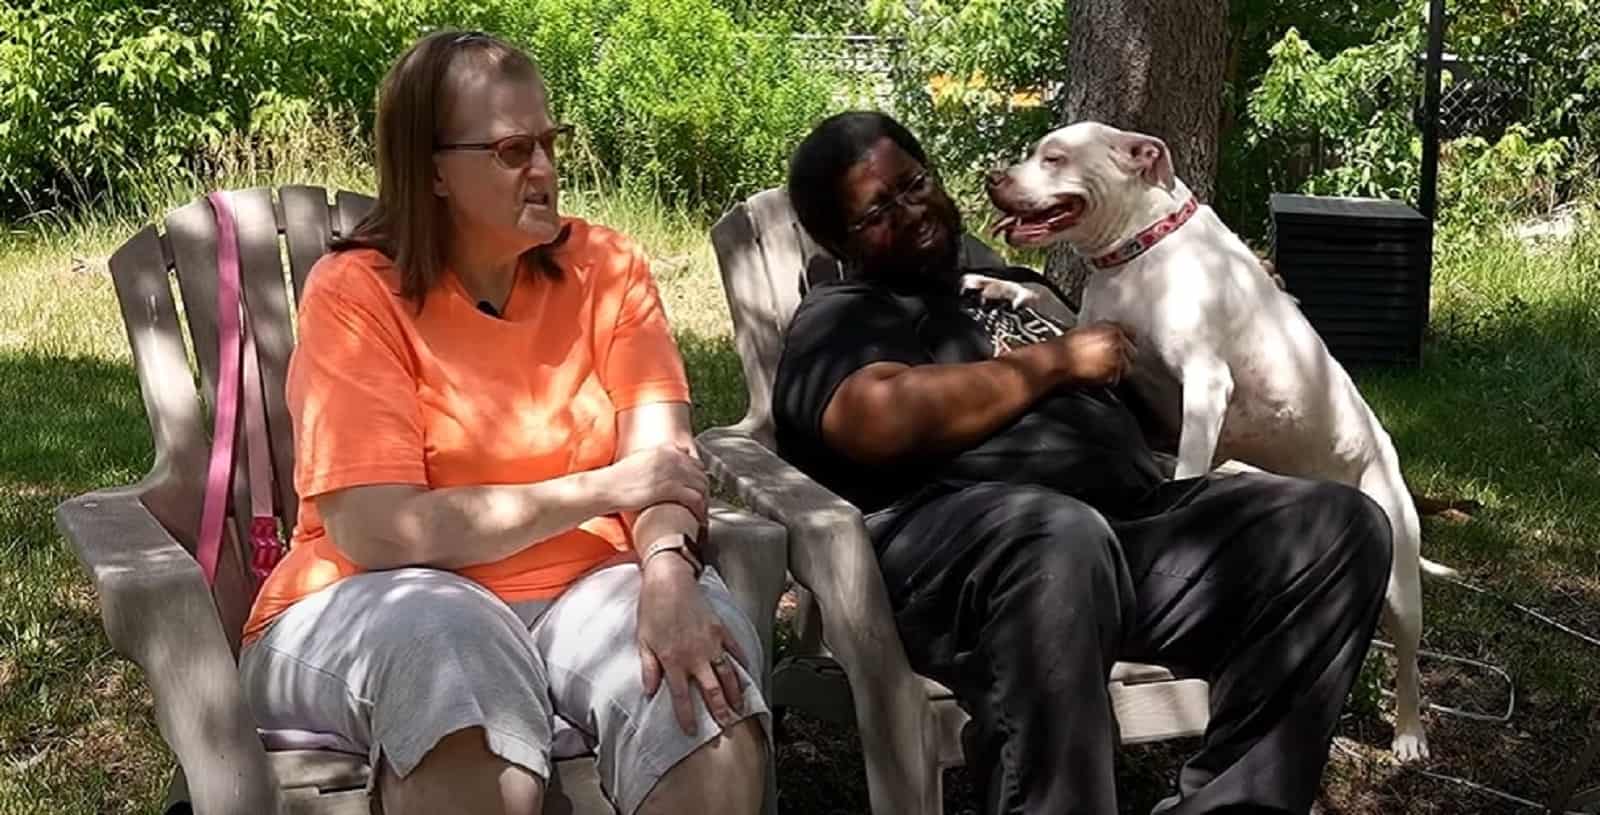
703;503;788;684
55;485;278;815
696;426;943;813
696;427;861;534
695;428;881;610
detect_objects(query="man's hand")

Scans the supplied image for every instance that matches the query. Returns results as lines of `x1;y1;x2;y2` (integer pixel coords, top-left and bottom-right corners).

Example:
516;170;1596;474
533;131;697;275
637;553;748;735
1046;321;1137;386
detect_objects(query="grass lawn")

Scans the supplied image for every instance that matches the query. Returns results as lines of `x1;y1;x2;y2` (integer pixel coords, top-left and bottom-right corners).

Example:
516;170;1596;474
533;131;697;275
1;171;1596;814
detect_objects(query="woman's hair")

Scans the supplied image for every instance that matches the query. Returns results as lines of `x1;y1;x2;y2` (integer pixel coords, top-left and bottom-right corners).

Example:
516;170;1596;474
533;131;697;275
332;30;563;305
786;111;930;259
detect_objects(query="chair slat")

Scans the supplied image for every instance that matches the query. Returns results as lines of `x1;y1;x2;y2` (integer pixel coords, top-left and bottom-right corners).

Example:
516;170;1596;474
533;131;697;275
107;226;207;543
233;187;300;534
334;191;375;238
710;201;782;443
743;189;811;327
709;188;826;443
165;194;269;623
280;185;332;303
166;199;225;412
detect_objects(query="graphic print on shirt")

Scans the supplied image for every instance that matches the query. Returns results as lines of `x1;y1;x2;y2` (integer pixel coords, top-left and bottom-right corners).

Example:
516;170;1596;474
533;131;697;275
959;293;1068;355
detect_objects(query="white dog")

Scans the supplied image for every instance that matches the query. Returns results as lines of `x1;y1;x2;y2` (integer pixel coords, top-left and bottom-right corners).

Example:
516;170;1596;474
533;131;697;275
980;121;1452;762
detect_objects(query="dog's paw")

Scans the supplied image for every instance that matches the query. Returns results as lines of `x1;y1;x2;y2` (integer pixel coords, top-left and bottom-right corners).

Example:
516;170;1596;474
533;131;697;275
960;273;1039;309
1391;726;1430;763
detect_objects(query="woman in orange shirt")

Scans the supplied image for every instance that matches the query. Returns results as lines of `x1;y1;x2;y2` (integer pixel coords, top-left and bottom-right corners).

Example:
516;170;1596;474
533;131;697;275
238;31;768;815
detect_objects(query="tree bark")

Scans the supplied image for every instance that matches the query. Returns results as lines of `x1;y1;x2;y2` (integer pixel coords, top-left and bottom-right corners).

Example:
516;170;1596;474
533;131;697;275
1046;0;1229;307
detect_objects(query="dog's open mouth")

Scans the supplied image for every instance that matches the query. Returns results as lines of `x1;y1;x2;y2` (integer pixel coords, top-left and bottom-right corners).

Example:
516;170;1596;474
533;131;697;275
990;195;1085;244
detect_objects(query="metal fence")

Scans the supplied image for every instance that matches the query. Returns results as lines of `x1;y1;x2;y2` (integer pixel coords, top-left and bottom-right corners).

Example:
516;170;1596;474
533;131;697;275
783;33;902;108
1430;55;1533;141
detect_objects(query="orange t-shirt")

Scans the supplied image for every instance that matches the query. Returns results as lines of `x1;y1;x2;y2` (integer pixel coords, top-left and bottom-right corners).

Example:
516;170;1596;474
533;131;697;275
241;218;690;644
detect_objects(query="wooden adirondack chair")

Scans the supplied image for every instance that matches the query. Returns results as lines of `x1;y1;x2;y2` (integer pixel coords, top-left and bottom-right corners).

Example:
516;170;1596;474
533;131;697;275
53;186;788;815
696;187;1213;815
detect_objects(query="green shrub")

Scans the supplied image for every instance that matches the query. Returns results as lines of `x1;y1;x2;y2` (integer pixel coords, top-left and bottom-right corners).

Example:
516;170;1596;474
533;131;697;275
0;0;232;214
1438;125;1572;228
1231;5;1598;235
572;0;834;211
866;0;1065;209
0;0;834;221
1244;27;1421;204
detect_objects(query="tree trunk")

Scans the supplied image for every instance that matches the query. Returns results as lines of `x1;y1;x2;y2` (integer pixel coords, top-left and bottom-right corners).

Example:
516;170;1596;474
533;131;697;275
1046;0;1229;307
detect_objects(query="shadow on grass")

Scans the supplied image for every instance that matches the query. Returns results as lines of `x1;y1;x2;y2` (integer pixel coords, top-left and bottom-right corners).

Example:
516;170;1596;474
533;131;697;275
1337;288;1600;811
0;351;152;489
0;351;170;812
679;330;749;433
1352;290;1600;636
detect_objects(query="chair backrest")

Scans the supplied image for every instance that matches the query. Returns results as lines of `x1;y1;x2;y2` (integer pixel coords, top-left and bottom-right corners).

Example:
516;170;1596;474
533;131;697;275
708;189;828;446
107;186;374;650
709;188;1017;447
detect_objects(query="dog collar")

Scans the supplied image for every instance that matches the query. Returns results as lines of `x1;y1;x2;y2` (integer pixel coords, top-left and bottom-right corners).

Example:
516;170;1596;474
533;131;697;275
1089;196;1199;270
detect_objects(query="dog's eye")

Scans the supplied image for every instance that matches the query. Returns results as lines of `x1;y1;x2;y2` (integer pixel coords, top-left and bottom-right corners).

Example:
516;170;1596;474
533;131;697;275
1042;153;1065;166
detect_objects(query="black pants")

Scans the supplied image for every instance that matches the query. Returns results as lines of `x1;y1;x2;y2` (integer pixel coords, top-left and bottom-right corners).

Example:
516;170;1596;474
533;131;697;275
872;473;1393;815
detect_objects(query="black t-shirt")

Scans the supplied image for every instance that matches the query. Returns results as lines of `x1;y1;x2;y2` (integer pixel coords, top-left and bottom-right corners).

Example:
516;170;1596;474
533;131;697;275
772;264;1164;527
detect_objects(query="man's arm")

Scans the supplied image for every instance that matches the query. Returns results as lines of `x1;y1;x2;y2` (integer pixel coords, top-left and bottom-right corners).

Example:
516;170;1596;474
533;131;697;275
821;322;1135;466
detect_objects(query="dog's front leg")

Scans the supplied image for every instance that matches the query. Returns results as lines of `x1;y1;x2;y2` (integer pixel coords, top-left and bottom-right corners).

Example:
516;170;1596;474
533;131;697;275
1174;358;1233;480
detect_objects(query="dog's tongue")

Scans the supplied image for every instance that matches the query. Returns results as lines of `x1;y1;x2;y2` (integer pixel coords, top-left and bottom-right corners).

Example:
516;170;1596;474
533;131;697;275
988;215;1018;238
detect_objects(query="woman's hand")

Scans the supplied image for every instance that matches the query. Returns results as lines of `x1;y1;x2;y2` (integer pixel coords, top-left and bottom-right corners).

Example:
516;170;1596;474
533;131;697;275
636;553;747;734
602;444;708;520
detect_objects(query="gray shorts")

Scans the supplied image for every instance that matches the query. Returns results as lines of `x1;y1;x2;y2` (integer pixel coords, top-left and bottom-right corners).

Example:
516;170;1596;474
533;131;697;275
238;562;769;814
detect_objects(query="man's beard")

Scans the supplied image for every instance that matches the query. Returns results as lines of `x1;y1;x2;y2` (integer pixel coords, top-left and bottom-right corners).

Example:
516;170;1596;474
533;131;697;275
868;205;964;287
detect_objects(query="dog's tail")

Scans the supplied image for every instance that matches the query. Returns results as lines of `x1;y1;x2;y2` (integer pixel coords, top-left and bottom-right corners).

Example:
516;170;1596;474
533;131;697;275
1421;557;1461;580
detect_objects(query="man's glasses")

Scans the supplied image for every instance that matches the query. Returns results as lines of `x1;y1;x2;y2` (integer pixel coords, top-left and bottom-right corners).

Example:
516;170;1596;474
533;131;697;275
436;124;574;171
848;169;938;234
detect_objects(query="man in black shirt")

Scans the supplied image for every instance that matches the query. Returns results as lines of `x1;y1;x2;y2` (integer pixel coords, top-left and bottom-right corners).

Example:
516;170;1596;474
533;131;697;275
772;111;1393;815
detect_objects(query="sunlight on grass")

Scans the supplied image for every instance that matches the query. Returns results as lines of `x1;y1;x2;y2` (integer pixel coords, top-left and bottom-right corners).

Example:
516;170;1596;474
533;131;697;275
1355;223;1600;712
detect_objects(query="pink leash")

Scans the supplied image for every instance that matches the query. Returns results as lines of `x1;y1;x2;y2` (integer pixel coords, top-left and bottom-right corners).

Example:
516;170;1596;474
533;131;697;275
196;191;284;586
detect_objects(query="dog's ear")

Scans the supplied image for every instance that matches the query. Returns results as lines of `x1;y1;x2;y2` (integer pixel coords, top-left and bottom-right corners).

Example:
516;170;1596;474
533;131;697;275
1116;133;1176;191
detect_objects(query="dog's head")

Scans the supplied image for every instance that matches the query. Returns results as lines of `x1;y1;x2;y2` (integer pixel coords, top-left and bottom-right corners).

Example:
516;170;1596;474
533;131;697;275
986;121;1177;251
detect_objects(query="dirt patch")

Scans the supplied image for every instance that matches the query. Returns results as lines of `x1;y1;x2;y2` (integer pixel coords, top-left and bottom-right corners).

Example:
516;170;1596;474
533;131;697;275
771;696;1599;814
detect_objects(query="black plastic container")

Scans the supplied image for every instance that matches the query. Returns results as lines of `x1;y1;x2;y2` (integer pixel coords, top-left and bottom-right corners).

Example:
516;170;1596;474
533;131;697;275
1269;193;1433;367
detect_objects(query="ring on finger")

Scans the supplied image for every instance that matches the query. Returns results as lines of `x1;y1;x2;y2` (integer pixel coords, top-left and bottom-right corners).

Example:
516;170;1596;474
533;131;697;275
709;652;731;668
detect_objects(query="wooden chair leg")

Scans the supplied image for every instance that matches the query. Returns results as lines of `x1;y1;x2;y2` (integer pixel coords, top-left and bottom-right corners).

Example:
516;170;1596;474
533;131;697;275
791;585;824;658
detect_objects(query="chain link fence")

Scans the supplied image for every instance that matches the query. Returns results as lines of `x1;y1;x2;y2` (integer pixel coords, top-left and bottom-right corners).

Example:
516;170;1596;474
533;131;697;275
1429;55;1533;141
1262;48;1536;207
736;33;902;108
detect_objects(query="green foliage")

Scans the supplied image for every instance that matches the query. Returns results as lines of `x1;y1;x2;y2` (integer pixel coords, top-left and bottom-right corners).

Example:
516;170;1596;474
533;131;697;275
0;0;834;220
865;0;1065;207
1244;27;1422;205
1439;125;1573;227
714;0;867;33
1449;0;1600;143
1235;3;1600;233
0;1;230;213
570;0;834;210
4;0;1595;227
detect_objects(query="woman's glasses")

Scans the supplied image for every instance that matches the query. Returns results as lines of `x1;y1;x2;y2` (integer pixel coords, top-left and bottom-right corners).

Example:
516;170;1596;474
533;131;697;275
436;124;574;170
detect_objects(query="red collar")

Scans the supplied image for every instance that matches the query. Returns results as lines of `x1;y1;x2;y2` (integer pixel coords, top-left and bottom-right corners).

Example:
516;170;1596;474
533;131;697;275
1090;197;1199;270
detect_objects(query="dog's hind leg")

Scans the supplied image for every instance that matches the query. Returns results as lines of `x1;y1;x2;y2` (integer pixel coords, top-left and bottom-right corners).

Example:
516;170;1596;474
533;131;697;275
1361;458;1430;762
